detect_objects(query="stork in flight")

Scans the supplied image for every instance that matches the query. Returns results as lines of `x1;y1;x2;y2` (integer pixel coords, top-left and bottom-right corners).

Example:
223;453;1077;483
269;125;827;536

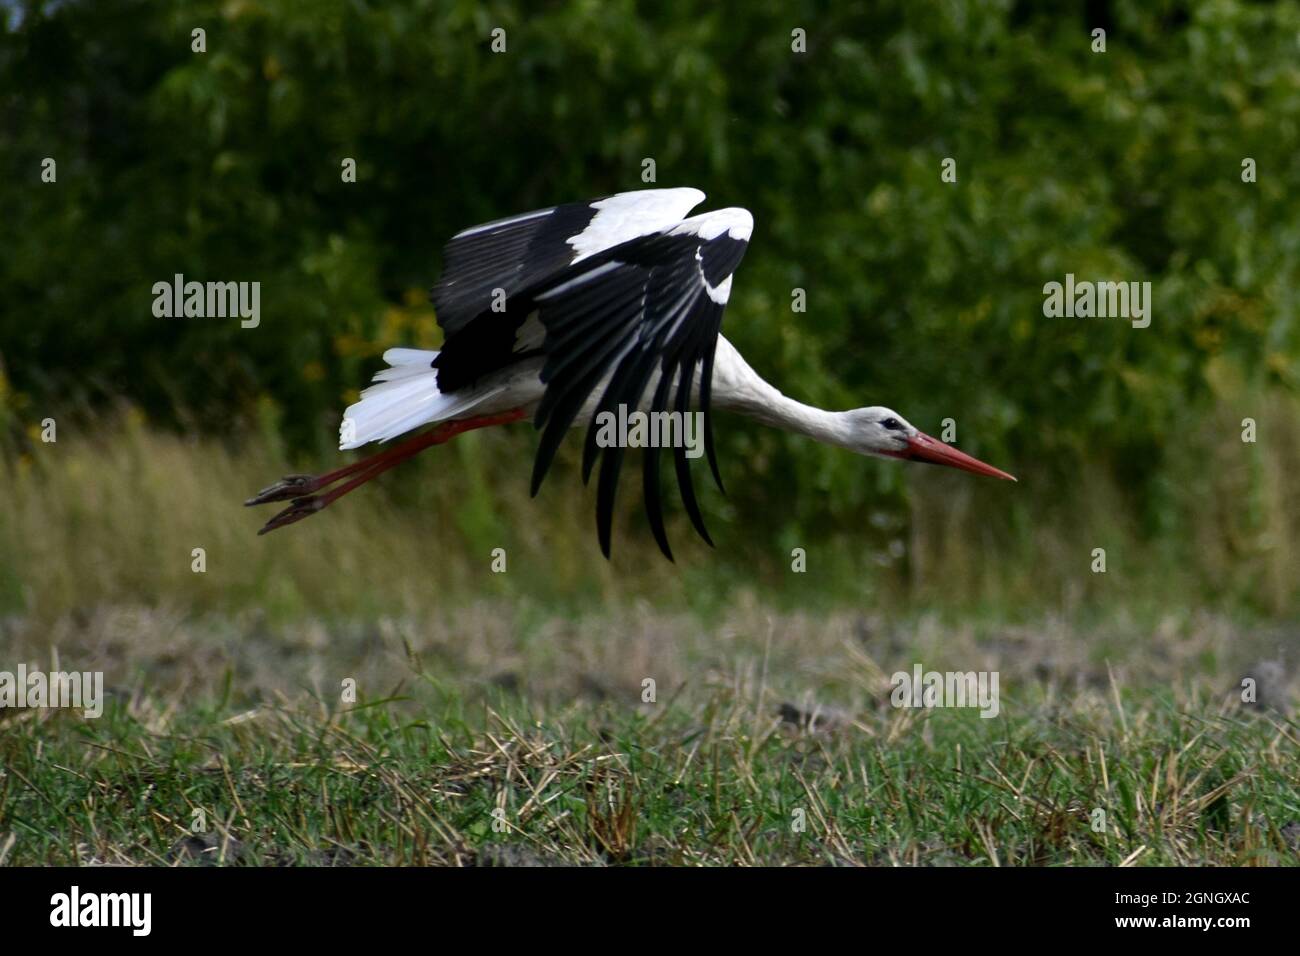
247;187;1014;558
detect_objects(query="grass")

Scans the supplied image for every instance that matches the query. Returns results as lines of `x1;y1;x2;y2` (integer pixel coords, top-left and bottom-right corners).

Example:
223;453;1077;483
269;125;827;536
0;403;1297;866
1;601;1297;866
3;374;1300;625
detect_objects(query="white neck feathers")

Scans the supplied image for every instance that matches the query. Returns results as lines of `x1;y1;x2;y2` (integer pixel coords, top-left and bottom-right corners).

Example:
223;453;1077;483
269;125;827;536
709;337;856;450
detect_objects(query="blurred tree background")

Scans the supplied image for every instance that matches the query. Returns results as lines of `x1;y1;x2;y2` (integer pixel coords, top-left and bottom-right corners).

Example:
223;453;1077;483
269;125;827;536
1;0;1298;617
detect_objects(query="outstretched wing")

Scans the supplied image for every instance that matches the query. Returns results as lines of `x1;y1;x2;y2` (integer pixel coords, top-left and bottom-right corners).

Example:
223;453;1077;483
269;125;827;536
432;188;706;337
528;208;753;559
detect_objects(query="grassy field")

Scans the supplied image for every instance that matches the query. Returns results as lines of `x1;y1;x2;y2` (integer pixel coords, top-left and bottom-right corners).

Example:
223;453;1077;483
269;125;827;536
2;599;1297;866
4;379;1300;622
0;417;1297;866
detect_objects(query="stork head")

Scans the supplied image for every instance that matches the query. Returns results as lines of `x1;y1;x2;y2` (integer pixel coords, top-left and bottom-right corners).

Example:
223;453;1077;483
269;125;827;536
844;406;1016;481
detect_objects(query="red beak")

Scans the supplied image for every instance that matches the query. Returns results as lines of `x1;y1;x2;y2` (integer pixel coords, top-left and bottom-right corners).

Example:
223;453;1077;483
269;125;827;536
901;432;1016;482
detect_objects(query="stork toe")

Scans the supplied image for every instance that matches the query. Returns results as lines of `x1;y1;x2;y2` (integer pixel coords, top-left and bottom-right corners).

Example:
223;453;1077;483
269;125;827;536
256;496;326;534
245;475;320;507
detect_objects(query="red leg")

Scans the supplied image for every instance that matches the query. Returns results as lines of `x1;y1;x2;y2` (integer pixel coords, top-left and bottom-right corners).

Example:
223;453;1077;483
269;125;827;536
247;424;468;505
247;408;527;535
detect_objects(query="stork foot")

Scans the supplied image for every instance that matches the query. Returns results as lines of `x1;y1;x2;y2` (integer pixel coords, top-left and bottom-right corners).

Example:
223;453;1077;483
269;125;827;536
245;475;323;506
256;496;326;535
246;409;528;536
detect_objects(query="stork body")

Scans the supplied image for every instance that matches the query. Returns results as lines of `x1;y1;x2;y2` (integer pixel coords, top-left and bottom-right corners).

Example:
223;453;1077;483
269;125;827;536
248;188;1014;557
340;335;812;439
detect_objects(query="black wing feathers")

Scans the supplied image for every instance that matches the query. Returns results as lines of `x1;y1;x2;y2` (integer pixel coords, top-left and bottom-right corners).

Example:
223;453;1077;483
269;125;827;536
430;193;749;558
432;202;598;335
431;201;606;393
529;226;748;558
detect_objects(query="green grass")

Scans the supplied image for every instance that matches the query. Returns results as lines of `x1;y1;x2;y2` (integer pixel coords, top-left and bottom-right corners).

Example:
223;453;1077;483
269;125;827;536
3;379;1300;626
0;412;1297;865
1;603;1296;866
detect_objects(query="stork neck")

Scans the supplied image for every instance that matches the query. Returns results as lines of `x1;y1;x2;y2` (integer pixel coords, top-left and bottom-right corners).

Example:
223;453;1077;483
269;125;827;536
742;387;855;449
709;336;858;448
711;345;854;449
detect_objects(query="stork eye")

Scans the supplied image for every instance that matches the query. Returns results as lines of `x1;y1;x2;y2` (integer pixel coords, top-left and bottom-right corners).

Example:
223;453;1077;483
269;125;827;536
881;418;903;431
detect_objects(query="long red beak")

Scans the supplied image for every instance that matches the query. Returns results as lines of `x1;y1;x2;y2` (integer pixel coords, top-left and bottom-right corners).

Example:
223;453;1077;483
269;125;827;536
901;432;1016;481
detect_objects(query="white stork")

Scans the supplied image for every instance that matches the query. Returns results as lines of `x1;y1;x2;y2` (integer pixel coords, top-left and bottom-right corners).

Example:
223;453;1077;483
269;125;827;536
247;187;1014;559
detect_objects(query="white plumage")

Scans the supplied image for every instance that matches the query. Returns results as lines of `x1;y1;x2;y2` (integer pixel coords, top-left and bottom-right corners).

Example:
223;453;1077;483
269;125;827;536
340;348;504;449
